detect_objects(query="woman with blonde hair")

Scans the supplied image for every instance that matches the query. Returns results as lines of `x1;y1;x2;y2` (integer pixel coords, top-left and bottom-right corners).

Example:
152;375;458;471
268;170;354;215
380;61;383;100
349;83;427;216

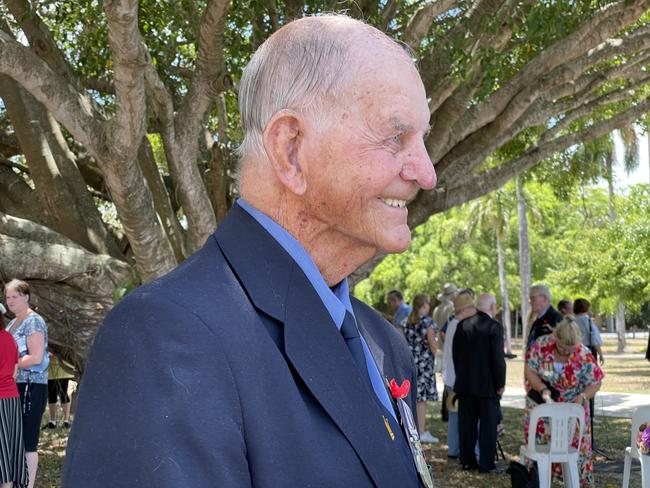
524;317;604;487
5;280;49;488
400;293;439;443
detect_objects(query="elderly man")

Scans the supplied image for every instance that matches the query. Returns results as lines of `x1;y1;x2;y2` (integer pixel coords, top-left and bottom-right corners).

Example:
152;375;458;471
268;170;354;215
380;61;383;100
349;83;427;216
63;15;436;488
452;291;506;474
526;284;563;351
477;293;497;319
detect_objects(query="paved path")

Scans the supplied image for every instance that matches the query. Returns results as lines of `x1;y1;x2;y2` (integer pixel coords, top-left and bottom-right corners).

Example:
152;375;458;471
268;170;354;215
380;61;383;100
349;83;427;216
499;387;650;418
434;383;649;418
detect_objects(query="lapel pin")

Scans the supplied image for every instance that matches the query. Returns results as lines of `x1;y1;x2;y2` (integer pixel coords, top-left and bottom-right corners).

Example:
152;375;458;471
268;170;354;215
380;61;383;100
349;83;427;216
383;416;395;441
389;378;410;399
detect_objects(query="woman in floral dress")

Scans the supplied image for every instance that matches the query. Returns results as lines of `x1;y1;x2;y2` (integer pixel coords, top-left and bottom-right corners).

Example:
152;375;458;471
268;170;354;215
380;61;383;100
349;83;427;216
400;294;438;443
524;318;604;487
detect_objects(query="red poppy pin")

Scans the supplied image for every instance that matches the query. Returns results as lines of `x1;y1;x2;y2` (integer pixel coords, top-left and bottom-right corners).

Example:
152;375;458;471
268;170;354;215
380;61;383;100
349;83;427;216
389;378;410;399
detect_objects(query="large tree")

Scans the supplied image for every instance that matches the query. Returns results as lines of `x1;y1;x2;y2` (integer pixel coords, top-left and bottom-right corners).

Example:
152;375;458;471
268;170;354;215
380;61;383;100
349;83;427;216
2;0;650;366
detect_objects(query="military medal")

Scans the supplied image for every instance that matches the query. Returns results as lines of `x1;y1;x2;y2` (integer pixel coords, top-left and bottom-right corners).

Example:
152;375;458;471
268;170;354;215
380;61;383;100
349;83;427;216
396;397;435;488
388;379;435;488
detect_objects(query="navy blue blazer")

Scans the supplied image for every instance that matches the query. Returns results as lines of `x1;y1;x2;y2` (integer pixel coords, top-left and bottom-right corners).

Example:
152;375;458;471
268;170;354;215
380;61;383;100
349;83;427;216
63;205;420;487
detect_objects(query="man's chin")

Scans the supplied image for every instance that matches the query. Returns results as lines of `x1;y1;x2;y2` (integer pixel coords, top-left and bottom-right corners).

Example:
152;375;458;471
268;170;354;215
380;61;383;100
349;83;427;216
379;231;412;254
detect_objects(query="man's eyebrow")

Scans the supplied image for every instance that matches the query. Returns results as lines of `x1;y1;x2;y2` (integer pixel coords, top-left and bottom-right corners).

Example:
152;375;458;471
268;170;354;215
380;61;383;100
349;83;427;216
392;122;412;132
390;120;432;137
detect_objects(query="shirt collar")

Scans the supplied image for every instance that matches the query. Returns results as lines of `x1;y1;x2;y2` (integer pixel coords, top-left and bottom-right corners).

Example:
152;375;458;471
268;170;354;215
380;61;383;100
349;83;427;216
237;198;351;329
538;304;550;318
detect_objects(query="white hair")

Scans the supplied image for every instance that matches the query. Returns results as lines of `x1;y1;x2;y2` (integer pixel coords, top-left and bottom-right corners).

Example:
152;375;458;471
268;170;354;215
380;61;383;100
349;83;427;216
236;14;413;172
477;293;497;312
530;284;551;303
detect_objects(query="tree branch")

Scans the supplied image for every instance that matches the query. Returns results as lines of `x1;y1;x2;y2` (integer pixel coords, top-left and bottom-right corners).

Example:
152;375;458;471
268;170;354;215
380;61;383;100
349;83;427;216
137;139;187;261
437;37;650;186
170;0;231;251
0;126;19;157
403;0;456;49
103;0;149;161
267;0;280;32
0;165;51;226
420;97;650;219
421;0;517;118
3;0;82;89
439;0;650;170
0;30;102;152
82;75;115;94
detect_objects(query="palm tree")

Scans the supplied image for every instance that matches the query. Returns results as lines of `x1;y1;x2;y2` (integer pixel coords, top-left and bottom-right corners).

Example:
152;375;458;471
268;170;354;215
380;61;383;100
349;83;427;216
573;126;640;351
468;190;514;353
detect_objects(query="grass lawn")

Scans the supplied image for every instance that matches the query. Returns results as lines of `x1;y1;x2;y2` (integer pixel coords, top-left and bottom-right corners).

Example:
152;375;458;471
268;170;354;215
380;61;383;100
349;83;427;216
505;338;650;394
38;406;645;487
504;356;650;394
36;338;649;486
424;406;642;488
601;338;648;355
36;424;66;488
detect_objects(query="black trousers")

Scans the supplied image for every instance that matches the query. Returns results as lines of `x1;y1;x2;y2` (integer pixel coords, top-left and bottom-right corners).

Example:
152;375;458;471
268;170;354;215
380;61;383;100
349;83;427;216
458;395;499;472
588;346;597;448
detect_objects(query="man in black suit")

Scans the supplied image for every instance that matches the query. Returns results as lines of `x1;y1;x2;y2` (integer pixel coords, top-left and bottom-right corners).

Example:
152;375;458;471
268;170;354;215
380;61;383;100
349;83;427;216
526;284;564;350
452;291;506;474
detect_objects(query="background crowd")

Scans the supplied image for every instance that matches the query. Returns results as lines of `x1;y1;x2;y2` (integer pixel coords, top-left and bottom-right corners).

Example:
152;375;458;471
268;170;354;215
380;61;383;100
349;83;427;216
0;279;73;488
386;283;607;486
0;275;645;487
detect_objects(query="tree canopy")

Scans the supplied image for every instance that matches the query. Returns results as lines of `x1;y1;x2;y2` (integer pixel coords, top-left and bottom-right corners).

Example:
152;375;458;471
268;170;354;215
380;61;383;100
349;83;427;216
2;0;650;365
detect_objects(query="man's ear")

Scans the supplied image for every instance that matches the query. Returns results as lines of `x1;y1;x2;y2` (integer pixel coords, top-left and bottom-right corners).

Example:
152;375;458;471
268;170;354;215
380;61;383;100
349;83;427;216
262;110;307;195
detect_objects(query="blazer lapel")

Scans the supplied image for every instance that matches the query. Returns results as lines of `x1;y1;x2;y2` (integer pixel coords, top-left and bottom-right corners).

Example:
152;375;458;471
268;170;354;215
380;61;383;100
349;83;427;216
283;271;413;487
215;205;412;487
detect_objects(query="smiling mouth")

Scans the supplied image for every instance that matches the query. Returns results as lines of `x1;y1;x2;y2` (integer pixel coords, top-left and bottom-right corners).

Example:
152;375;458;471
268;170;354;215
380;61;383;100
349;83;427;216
380;198;407;209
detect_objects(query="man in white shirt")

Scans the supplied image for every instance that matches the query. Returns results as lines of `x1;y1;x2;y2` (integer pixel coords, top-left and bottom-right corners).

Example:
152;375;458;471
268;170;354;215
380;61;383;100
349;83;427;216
441;289;474;459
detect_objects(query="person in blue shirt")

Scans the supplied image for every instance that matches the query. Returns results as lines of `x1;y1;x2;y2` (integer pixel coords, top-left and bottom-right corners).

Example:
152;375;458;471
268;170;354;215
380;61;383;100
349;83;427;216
64;14;437;488
387;289;412;329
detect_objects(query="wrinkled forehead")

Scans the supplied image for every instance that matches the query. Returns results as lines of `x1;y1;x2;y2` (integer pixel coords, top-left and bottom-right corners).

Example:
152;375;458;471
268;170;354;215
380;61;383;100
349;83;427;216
342;52;428;125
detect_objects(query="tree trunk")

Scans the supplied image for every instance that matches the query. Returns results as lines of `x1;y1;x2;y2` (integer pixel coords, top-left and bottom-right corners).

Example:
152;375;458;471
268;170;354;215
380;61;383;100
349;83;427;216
606;152;626;352
516;177;532;344
0;165;51;226
496;231;512;353
616;302;627;353
0;76;122;258
137;139;187;262
0;212;133;370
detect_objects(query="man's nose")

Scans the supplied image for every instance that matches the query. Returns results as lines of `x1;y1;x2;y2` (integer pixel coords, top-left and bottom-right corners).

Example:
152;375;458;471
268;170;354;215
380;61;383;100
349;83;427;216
401;141;436;190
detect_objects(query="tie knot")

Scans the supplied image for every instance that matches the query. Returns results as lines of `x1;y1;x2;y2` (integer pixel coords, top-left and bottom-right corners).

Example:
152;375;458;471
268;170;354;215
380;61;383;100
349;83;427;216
340;311;359;340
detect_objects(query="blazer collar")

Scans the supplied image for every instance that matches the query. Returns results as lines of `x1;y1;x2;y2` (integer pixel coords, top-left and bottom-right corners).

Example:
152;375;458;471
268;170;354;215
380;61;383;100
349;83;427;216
214;205;413;487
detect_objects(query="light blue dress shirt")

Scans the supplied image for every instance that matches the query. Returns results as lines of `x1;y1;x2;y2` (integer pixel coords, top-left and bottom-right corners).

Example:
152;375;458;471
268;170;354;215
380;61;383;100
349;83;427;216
237;198;396;419
393;302;412;328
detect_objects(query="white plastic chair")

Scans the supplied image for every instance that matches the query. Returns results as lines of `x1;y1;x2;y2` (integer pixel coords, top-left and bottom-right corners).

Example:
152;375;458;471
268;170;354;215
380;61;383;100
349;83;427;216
520;403;585;488
622;405;650;488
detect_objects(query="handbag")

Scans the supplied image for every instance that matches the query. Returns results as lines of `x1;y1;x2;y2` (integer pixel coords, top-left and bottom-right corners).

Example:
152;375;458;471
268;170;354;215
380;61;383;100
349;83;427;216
526;381;560;404
507;461;539;488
